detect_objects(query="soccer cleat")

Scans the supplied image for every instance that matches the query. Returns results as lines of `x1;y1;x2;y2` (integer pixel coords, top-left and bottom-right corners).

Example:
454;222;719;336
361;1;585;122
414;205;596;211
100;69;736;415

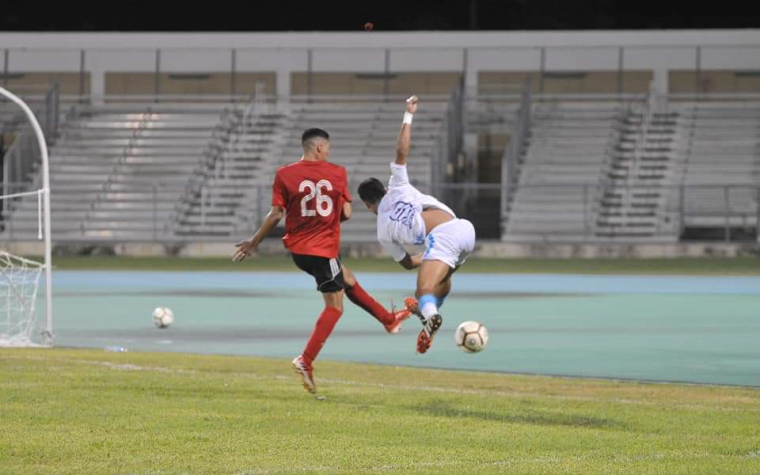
292;355;316;394
404;297;426;326
384;303;412;334
416;314;443;354
404;297;420;315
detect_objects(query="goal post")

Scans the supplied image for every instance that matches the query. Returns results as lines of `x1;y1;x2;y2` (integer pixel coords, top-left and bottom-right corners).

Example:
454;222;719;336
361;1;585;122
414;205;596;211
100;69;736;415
0;86;53;346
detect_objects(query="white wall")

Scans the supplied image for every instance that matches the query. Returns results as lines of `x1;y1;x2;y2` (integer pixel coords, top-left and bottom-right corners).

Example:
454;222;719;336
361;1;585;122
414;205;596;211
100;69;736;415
1;30;759;96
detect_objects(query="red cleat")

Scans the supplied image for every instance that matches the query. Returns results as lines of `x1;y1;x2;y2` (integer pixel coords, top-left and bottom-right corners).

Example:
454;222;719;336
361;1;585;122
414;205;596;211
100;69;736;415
384;304;412;334
404;297;420;316
405;296;428;328
416;314;443;354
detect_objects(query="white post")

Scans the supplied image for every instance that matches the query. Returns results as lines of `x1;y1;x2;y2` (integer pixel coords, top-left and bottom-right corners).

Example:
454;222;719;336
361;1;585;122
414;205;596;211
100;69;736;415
653;68;669;96
90;67;106;105
0;86;53;345
276;66;291;98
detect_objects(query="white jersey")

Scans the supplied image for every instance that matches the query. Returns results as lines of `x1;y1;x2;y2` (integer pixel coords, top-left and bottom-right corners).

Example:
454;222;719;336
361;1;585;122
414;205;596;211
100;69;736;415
376;162;456;261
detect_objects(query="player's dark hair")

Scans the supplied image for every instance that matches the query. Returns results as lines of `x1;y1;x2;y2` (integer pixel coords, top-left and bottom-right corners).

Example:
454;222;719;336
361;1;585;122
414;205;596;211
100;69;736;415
358;177;386;205
301;128;329;147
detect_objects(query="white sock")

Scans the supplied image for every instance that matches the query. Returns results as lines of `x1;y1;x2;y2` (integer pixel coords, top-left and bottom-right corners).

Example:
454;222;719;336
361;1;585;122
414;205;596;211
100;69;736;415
421;301;439;320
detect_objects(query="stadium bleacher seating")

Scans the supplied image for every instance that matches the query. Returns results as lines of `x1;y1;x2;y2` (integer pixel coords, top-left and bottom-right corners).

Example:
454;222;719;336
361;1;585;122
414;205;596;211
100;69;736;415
504;101;628;241
672;102;760;235
2;86;759;245
4;104;224;240
2;98;447;242
502;98;760;242
172;98;446;242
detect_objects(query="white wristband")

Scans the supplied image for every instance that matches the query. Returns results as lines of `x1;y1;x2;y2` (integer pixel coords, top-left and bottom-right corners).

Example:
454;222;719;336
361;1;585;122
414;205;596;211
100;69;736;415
403;112;414;125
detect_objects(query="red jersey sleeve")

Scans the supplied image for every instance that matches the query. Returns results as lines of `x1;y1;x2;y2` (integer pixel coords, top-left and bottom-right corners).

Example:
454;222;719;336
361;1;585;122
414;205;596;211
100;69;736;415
341;168;352;202
271;170;288;208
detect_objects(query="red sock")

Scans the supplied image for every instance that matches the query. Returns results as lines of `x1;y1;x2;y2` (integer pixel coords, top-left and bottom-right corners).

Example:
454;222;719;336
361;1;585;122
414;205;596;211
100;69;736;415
301;306;342;366
346;281;394;326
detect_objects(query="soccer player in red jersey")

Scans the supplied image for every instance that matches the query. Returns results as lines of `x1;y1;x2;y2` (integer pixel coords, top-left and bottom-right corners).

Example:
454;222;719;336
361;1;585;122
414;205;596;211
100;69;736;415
232;128;411;394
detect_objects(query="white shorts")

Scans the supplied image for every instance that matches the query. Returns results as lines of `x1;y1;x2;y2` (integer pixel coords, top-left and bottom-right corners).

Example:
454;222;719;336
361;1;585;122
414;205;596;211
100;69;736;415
422;218;476;269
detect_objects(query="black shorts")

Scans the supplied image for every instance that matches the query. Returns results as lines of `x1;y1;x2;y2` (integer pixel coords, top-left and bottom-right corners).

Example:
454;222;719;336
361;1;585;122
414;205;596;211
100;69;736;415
291;253;345;293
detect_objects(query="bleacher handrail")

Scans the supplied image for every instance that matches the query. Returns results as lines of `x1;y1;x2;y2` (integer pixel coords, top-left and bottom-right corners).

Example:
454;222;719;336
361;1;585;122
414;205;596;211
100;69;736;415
500;77;533;230
503;182;760;243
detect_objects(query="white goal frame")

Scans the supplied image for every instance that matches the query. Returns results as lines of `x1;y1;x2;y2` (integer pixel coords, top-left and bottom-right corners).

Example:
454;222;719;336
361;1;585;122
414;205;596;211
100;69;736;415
0;86;53;345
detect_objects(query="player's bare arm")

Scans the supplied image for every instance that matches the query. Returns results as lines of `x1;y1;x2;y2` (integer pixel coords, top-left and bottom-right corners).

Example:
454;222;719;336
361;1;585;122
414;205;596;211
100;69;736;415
398;252;423;270
341;201;352;222
394;95;418;166
232;205;285;262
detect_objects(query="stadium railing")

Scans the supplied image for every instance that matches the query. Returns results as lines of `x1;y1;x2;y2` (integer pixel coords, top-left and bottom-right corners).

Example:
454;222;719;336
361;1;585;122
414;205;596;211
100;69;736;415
5;180;755;244
501;183;760;243
3;86;759;245
499;78;532;228
0;181;189;242
1;91;454;243
431;78;466;200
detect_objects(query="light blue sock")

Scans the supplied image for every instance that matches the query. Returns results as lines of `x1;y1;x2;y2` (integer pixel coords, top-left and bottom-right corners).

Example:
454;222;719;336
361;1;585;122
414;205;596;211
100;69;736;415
419;294;438;320
435;296;446;309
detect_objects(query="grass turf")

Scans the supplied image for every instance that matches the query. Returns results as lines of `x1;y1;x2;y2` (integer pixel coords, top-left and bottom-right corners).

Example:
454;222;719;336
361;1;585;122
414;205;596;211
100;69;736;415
43;255;760;275
2;348;759;474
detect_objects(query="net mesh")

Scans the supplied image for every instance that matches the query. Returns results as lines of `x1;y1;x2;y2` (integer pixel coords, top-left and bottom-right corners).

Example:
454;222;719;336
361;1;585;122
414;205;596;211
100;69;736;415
0;251;44;347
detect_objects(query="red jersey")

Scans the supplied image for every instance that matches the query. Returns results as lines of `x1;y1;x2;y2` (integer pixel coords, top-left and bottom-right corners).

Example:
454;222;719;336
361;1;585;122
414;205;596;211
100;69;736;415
271;159;351;259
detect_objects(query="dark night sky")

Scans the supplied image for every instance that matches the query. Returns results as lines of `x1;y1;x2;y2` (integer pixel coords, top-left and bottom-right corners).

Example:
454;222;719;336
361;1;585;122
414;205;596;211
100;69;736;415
0;0;758;31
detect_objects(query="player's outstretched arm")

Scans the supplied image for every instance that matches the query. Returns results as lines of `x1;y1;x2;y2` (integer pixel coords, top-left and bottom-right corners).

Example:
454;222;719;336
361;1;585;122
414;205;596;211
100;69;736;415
232;205;284;262
395;95;418;166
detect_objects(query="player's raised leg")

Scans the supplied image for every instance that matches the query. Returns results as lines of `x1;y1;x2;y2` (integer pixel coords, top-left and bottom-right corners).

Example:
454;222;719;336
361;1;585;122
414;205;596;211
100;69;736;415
406;276;451;316
414;259;451;354
342;264;411;333
293;290;344;394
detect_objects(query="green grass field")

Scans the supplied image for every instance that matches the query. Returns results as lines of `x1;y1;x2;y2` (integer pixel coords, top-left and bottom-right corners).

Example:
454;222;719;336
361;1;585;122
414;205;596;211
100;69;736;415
47;255;760;275
2;348;759;475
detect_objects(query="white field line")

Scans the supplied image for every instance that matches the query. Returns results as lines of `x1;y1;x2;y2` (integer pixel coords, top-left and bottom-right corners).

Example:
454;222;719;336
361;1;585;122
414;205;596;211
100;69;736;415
232;453;731;475
233;459;511;475
2;354;758;413
0;357;656;407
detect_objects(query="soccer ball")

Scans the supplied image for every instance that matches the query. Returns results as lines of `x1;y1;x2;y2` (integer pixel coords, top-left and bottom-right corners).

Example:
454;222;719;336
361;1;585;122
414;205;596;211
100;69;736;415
152;307;174;329
455;321;488;353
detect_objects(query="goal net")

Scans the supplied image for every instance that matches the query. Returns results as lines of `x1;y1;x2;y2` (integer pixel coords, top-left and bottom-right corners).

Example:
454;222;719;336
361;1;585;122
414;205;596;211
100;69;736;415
0;85;54;346
0;251;45;346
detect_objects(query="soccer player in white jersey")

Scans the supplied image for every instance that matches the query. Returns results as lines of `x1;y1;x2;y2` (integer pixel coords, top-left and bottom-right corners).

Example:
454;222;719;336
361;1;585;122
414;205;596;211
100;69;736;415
357;95;476;354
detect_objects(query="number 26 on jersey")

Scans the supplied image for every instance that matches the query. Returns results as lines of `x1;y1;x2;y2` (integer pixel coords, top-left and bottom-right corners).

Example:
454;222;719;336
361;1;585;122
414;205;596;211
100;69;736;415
299;179;334;217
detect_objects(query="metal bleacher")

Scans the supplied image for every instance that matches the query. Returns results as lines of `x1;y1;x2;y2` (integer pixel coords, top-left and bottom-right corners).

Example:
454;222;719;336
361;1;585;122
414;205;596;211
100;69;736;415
5;86;756;246
278;99;447;242
1;95;448;243
671;101;760;235
5;103;226;241
174;96;448;242
172;103;287;238
504;101;630;241
502;97;760;242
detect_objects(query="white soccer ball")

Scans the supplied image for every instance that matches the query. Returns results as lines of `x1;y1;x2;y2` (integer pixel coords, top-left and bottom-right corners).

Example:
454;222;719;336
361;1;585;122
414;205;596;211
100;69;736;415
152;307;174;329
455;321;488;353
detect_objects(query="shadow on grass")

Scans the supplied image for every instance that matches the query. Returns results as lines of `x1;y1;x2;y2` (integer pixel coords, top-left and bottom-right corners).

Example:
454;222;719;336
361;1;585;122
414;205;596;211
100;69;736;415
411;400;623;429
